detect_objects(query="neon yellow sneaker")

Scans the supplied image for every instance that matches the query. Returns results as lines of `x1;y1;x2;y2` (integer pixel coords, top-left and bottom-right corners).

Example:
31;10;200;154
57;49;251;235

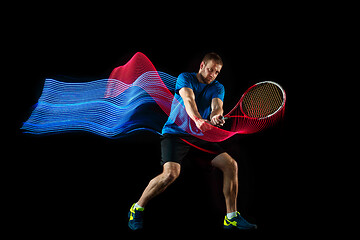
224;212;257;230
128;203;144;230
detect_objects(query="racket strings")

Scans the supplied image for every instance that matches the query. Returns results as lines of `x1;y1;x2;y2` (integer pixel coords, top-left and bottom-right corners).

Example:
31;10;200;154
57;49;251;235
241;82;284;118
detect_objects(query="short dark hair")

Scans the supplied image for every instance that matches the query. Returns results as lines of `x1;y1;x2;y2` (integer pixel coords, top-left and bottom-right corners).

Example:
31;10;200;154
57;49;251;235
202;52;223;66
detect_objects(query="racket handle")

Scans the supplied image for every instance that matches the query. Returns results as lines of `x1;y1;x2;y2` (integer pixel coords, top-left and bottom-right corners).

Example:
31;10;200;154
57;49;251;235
222;116;229;120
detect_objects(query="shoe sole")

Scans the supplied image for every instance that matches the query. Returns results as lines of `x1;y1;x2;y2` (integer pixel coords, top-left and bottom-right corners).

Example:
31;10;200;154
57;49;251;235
223;225;258;231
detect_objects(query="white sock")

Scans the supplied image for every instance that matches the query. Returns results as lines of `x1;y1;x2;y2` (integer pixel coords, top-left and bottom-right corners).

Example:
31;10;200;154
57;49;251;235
227;211;237;219
134;203;144;210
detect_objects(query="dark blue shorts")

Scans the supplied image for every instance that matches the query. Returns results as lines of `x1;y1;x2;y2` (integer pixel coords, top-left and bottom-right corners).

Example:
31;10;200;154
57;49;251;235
160;134;225;166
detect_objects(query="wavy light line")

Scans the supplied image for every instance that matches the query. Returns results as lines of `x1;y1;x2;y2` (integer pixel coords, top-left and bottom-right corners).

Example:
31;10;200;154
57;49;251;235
21;52;285;142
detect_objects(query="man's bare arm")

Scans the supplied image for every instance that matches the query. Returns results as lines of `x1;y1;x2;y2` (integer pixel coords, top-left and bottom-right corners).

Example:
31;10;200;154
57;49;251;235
210;98;225;126
179;87;212;132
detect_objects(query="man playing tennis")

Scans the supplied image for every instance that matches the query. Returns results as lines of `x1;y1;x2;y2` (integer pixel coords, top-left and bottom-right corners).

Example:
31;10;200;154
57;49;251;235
128;53;257;231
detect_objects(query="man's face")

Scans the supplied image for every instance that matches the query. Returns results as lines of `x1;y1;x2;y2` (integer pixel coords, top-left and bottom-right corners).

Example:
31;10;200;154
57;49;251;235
198;60;222;84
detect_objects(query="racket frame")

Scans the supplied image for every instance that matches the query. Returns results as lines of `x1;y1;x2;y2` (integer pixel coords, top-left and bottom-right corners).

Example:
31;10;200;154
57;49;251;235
223;81;286;120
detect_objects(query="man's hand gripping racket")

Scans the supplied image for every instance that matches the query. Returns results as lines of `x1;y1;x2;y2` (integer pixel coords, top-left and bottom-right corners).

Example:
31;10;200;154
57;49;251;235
194;81;285;133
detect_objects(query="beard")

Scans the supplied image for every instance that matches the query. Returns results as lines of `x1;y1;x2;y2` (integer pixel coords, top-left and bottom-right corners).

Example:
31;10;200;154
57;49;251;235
198;72;213;84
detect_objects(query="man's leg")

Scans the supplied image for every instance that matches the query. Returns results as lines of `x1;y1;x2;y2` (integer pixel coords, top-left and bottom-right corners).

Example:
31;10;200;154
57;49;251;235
128;162;181;230
137;162;181;208
211;152;238;213
211;152;257;230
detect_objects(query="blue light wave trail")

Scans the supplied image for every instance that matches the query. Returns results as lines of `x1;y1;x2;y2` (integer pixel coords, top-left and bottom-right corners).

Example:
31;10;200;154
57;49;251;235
21;51;285;142
21;71;177;138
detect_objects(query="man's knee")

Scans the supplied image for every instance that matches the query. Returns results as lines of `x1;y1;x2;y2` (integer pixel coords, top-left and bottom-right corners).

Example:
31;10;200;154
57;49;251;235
163;162;181;183
228;157;238;171
165;170;180;183
212;153;238;174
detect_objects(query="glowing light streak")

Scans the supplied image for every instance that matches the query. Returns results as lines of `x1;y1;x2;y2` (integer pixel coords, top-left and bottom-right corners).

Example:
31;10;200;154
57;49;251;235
21;52;285;142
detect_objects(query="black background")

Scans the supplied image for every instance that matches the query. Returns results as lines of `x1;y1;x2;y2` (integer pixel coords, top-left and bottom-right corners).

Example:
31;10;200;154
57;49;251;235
11;4;322;238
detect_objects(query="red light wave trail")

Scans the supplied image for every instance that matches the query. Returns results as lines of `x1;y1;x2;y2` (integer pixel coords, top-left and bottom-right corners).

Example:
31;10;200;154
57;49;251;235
105;52;285;142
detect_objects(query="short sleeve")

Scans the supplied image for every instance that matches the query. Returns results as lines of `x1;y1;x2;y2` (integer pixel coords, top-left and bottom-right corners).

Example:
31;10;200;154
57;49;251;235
175;73;193;94
213;83;225;102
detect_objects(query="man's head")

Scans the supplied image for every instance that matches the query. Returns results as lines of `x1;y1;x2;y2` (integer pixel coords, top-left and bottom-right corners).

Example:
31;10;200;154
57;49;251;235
197;52;223;84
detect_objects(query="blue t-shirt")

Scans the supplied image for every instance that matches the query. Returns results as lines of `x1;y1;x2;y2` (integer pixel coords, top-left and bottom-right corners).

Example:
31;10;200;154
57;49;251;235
162;72;225;135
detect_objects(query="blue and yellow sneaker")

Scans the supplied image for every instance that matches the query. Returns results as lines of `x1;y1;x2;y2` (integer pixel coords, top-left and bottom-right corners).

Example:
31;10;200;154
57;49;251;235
128;203;144;230
223;212;257;230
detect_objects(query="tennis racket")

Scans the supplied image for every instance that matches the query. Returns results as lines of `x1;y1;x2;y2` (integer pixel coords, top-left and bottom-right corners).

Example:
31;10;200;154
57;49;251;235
223;81;286;120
